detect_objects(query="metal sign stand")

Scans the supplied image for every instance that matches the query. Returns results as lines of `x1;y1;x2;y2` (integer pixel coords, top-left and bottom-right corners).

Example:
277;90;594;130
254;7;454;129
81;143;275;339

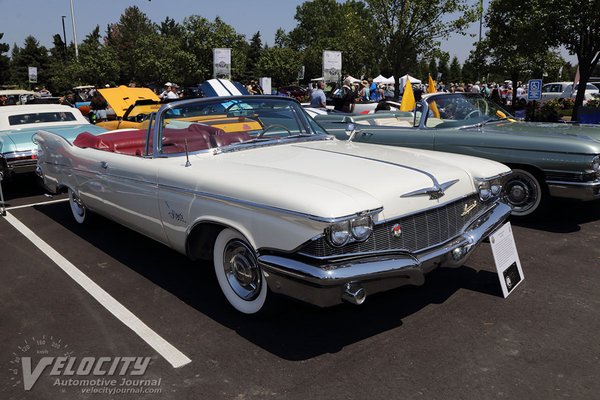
0;172;6;216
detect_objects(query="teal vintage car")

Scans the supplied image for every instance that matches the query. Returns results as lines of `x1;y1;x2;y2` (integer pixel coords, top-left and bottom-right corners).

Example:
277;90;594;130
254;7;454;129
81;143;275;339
313;92;600;216
0;104;107;181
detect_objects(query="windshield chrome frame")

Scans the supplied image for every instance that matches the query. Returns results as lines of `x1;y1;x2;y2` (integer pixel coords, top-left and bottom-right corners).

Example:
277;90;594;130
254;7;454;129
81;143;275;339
150;95;322;158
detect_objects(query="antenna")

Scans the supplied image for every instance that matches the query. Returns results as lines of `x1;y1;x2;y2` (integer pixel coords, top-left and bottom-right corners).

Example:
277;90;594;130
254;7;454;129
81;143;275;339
184;138;191;167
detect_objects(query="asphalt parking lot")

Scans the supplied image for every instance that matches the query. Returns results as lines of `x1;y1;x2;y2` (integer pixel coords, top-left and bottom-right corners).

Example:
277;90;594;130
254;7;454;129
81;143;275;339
1;177;600;400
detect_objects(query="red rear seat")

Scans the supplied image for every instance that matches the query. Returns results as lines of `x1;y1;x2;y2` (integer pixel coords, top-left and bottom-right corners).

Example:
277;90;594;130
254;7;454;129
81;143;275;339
73;124;250;156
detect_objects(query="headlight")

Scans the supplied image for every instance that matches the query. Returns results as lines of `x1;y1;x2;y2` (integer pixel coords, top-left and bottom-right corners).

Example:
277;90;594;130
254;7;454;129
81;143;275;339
327;215;374;247
328;221;351;247
592;156;600;178
476;178;503;201
350;216;373;241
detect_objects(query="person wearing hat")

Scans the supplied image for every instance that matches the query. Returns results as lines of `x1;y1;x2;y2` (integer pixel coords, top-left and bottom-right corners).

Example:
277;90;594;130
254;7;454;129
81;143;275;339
160;82;172;99
359;79;370;101
333;77;356;113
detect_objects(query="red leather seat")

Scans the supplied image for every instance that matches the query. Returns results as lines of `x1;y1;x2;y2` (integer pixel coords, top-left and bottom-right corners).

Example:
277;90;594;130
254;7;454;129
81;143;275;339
211;131;252;147
161;124;219;153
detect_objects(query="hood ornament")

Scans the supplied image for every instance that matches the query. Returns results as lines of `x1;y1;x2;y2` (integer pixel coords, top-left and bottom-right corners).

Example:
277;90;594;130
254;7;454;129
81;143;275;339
401;179;459;200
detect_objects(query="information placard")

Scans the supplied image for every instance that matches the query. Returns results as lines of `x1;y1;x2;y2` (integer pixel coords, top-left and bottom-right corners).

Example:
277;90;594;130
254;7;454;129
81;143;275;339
489;222;524;297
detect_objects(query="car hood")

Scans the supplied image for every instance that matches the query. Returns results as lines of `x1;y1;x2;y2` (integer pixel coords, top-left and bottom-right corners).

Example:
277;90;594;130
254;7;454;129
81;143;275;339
0;124;106;153
162;139;509;221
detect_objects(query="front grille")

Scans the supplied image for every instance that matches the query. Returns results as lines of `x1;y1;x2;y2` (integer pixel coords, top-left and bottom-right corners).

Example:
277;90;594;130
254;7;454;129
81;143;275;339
300;194;488;259
545;171;596;182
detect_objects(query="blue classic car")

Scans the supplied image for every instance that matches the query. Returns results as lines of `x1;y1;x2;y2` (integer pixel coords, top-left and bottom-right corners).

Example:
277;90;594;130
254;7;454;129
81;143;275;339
0;104;106;181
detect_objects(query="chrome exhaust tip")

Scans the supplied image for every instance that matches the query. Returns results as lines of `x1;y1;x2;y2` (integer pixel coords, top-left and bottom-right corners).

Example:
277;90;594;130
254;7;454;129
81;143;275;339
342;282;366;305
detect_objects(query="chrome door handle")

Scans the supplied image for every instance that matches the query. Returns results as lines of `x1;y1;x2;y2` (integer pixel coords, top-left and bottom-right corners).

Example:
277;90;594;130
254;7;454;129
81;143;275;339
100;161;108;169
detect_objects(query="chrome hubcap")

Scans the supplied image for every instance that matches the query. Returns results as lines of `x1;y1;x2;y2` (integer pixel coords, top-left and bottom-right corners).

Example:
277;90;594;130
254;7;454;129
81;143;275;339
505;175;538;211
71;193;85;217
223;239;261;301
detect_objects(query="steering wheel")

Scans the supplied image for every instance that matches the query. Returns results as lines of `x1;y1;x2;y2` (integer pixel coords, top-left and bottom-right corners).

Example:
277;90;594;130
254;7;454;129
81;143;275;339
465;109;482;119
256;124;292;138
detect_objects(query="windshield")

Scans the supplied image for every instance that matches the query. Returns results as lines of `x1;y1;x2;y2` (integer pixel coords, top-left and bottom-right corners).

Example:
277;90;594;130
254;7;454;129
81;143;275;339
424;93;513;129
155;96;327;155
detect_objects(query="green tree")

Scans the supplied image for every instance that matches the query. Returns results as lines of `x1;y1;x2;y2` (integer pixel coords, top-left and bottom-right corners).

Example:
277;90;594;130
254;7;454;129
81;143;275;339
182;16;248;82
10;36;49;88
0;33;10;85
48;26;120;93
256;47;302;87
289;0;377;83
247;31;263;79
366;0;478;98
437;54;450;82
106;6;158;83
428;58;438;80
478;0;562;106
548;0;600;120
448;56;462;83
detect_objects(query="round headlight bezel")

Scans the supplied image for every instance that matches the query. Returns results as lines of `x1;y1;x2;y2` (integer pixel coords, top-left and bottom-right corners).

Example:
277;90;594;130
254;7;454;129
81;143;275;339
350;215;373;242
328;221;352;247
592;156;600;178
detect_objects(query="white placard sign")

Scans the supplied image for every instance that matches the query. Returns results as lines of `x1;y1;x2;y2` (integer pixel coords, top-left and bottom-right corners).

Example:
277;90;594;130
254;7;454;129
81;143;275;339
489;222;524;298
28;66;38;83
323;50;342;83
213;48;231;79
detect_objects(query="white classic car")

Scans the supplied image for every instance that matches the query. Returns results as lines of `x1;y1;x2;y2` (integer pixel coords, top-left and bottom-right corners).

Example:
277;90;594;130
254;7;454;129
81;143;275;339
35;96;512;315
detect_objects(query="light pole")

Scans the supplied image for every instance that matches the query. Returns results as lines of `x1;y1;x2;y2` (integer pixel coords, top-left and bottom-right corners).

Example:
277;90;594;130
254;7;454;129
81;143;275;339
69;0;79;60
61;15;67;61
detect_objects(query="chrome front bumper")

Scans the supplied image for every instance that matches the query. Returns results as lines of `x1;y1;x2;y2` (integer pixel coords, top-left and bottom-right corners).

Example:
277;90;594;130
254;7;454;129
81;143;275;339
259;201;512;307
546;179;600;201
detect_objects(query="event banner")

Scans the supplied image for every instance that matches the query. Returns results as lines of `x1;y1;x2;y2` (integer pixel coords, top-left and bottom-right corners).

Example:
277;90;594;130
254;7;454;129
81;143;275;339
323;51;342;83
213;48;232;79
28;66;37;83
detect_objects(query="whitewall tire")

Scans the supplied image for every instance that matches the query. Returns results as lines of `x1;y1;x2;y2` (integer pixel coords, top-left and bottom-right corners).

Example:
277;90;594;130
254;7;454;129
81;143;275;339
68;188;88;224
213;228;268;314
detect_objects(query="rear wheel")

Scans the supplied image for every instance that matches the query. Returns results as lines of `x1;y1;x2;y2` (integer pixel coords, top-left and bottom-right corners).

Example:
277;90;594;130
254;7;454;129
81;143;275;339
68;188;89;224
504;168;546;217
213;229;270;315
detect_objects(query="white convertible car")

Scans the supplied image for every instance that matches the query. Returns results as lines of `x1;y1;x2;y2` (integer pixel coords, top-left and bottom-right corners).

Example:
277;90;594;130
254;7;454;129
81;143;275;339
35;96;512;314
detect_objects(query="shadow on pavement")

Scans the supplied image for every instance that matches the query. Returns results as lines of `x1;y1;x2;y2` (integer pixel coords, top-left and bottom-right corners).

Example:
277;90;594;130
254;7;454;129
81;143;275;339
36;203;503;361
0;174;50;204
511;199;600;233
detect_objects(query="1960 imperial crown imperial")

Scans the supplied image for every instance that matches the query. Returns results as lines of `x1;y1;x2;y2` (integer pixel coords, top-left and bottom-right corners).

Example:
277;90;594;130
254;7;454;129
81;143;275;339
35;96;512;314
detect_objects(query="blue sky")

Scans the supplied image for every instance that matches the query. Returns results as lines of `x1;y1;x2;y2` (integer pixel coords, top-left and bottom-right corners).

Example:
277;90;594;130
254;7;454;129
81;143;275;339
0;0;575;67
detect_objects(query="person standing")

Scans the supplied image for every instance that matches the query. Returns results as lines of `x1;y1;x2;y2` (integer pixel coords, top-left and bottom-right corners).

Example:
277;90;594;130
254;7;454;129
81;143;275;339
90;92;109;122
333;78;356;113
309;81;327;108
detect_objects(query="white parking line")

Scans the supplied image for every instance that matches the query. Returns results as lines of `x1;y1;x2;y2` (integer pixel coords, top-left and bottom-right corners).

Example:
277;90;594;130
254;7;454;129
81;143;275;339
3;211;192;369
5;198;69;211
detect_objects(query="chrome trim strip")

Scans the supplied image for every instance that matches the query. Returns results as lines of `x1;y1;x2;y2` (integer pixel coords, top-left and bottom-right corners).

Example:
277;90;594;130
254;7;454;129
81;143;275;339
546;179;600;187
157;182;383;223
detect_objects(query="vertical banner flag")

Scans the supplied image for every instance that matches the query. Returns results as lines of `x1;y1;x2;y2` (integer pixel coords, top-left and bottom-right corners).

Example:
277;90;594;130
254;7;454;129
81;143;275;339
400;79;416;111
28;66;38;83
323;51;342;83
213;48;232;79
428;75;440;117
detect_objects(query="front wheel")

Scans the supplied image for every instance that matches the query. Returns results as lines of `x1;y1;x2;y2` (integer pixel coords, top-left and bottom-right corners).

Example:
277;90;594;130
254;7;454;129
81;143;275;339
504;168;546;217
68;188;89;224
213;229;270;314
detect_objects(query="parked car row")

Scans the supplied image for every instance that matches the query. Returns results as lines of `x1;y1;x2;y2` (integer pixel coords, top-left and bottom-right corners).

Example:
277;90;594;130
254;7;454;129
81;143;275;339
2;91;599;316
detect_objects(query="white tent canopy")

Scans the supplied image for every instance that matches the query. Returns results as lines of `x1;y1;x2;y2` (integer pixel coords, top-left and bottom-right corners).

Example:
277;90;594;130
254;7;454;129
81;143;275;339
399;74;421;88
373;75;388;83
